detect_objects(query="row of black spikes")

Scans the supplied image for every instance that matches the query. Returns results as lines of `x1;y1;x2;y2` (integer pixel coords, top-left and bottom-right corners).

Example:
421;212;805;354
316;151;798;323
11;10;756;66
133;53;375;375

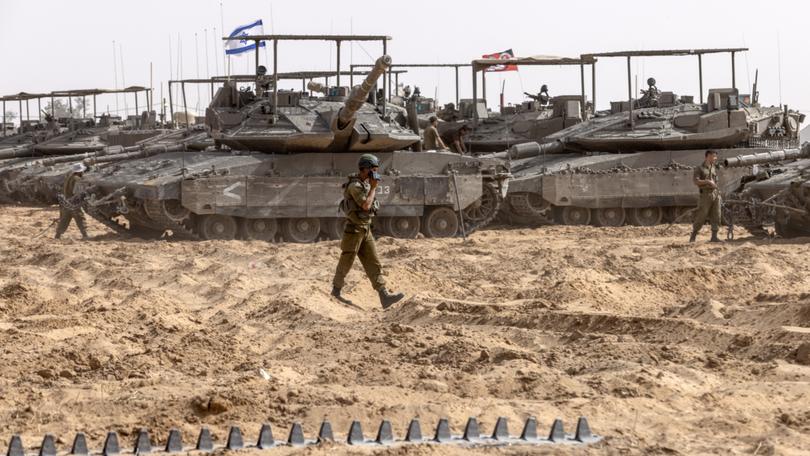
6;416;598;455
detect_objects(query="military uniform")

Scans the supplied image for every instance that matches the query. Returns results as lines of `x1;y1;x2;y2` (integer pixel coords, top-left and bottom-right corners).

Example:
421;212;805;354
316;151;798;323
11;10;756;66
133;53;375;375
55;173;88;239
423;125;444;150
332;174;386;291
332;154;404;308
691;162;722;240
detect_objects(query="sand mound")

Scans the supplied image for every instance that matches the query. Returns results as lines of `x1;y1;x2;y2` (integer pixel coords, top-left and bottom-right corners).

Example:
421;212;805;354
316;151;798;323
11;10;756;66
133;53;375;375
0;205;809;454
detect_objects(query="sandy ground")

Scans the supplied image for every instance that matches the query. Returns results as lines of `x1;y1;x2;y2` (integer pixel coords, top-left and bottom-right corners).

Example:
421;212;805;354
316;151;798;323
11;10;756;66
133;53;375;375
1;205;810;455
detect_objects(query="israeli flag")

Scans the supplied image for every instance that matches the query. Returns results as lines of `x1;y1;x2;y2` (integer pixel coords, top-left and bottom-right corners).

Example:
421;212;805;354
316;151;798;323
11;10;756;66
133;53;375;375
224;19;266;56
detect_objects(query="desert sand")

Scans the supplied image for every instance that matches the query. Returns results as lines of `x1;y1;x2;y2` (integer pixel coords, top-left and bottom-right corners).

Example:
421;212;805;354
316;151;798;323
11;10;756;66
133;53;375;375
1;205;809;455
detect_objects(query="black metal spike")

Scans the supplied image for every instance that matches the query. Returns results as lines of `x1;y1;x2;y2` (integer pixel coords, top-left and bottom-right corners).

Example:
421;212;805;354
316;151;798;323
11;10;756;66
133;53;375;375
70;433;89;456
39;435;56;456
520;416;538;441
102;432;120;456
347;421;364;445
548;418;566;442
462;417;480;441
165;429;183;453
134;428;152;454
226;426;243;450
317;420;334;443
257;424;274;449
7;435;23;456
575;417;593;442
405;419;422;442
492;417;510;440
433;418;451;443
195;428;213;452
287;422;305;446
375;420;394;444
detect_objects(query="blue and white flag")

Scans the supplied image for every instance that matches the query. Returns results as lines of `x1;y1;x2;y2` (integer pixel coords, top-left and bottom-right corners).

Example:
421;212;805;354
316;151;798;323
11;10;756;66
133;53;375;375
224;19;266;56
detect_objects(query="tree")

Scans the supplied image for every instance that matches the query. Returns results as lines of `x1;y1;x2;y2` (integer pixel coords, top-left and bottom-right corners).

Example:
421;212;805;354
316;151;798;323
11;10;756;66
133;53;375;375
72;97;89;118
3;111;16;122
42;99;71;118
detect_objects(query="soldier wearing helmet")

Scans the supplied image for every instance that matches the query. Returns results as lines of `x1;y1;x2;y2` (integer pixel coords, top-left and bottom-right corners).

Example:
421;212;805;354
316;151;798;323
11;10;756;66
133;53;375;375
332;154;405;309
55;162;89;239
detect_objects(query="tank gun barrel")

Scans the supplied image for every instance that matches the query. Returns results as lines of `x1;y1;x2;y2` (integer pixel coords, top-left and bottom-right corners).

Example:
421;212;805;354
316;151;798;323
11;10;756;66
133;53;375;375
307;81;328;95
480;141;567;160
337;55;391;128
0;144;34;159
83;143;186;165
723;148;809;168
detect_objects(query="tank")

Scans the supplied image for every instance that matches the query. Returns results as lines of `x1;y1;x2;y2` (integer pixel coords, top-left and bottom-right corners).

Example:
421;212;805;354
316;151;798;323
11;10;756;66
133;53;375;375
723;144;810;238
78;55;510;242
495;85;804;226
0;122;194;204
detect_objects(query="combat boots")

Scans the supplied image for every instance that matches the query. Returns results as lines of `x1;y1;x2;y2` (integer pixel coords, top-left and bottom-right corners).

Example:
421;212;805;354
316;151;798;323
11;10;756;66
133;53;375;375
378;288;405;309
689;228;699;243
710;230;722;243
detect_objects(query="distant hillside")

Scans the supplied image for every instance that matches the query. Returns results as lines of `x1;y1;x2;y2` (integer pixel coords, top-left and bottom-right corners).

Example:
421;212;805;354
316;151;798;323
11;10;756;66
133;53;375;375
802;124;810;145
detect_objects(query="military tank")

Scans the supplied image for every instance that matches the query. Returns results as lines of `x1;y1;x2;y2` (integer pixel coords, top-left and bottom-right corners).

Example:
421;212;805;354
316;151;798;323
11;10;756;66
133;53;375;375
723;145;810;238
78;55;509;242
498;88;803;226
432;56;595;154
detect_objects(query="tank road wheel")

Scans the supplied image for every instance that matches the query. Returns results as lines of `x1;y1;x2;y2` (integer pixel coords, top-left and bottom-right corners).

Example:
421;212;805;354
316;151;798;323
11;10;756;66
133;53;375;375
421;207;459;238
322;218;347;241
384;216;421;239
281;218;321;243
240;218;278;241
556;206;592;225
463;183;498;225
629;207;664;226
595;207;626;227
198;214;238;240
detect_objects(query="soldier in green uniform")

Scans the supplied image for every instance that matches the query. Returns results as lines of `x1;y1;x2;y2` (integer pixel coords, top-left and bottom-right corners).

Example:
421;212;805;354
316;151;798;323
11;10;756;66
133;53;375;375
690;150;722;243
55;163;89;240
331;154;405;309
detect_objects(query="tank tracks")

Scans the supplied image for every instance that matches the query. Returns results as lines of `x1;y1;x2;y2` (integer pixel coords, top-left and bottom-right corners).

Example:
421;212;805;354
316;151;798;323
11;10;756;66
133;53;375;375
4;416;600;455
461;180;504;235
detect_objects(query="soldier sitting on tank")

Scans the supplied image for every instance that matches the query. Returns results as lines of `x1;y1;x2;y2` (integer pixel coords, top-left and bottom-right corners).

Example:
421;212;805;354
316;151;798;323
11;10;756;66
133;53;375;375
690;150;722;243
55;163;90;240
637;77;661;108
442;125;470;154
332;154;406;309
422;116;448;151
255;65;274;97
524;84;551;106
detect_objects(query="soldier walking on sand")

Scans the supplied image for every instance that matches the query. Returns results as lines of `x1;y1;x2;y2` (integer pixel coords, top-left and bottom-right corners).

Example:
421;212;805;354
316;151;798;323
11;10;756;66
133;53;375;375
690;150;722;243
331;154;405;309
55;163;89;240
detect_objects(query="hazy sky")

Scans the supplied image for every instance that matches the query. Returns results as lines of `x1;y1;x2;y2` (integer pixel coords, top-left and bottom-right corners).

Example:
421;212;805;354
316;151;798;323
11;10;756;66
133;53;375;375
1;0;808;122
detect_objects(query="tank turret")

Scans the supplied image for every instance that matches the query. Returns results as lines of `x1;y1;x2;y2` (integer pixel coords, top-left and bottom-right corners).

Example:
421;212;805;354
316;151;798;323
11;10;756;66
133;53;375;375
208;55;417;154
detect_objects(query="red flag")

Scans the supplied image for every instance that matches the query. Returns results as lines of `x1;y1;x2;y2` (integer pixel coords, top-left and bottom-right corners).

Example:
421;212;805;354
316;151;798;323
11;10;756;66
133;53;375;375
482;49;517;72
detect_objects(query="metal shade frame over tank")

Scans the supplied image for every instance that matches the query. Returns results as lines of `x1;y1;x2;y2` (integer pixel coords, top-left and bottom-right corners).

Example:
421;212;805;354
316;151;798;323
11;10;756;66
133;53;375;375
220;34;392;118
167;70;408;129
470;56;597;127
1;86;152;137
580;47;748;129
348;63;472;108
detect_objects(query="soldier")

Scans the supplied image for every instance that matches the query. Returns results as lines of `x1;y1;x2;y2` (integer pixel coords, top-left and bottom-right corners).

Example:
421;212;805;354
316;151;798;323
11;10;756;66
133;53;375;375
55;163;89;240
255;65;273;97
422;116;447;151
524;84;550;106
331;154;405;309
690;150;722;242
442;125;470;154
